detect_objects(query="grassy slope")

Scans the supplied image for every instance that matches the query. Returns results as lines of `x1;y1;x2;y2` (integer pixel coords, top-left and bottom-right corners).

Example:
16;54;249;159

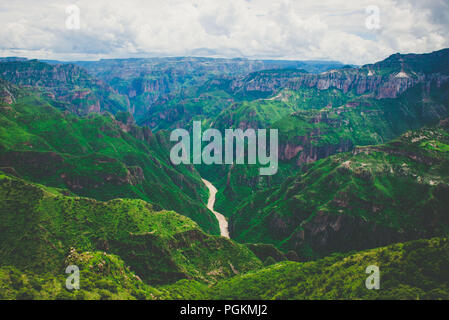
0;251;163;300
3;237;448;300
0;171;261;286
195;51;449;218
210;237;449;300
209;80;449;218
0;84;218;234
230;123;449;257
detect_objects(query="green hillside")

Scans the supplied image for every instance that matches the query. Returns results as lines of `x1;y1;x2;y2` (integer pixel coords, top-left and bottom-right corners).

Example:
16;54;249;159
193;51;449;219
230;122;449;257
204;80;449;219
2;237;448;300
210;237;449;300
0;252;164;300
0;81;219;234
0;171;261;286
1;50;449;301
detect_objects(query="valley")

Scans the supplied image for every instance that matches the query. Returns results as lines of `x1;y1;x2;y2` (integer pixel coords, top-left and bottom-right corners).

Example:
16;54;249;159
0;48;449;300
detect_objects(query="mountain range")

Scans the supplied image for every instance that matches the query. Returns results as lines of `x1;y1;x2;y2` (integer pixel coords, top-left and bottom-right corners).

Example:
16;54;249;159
0;49;449;300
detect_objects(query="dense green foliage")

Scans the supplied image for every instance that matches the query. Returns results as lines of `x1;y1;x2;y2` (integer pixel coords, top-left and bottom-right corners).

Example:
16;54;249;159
203;52;449;226
0;83;218;234
1;50;449;300
230;124;449;257
0;251;163;300
0;172;261;285
3;237;448;300
210;237;449;300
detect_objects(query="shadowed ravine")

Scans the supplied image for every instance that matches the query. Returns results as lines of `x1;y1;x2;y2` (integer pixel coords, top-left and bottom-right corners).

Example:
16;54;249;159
202;178;230;238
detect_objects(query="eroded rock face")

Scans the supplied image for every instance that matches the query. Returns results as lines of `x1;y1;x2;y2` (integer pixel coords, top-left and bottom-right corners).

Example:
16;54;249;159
227;120;449;260
297;140;354;165
126;166;145;186
0;79;18;105
282;143;304;161
229;49;449;100
0;60;130;115
278;111;354;165
229;69;448;100
279;137;353;165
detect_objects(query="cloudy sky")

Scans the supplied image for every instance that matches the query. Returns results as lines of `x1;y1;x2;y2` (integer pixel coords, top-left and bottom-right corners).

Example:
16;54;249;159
0;0;448;65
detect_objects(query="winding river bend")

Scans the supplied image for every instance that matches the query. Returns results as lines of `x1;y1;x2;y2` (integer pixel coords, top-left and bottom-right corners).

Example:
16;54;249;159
202;179;230;238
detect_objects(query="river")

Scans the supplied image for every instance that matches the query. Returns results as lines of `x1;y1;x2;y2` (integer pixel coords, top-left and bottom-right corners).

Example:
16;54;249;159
202;178;230;238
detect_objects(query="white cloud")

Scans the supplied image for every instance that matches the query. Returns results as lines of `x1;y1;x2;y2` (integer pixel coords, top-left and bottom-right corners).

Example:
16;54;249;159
0;0;447;64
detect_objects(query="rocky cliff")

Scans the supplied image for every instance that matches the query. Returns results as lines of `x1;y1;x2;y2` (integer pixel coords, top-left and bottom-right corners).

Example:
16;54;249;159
229;66;448;100
0;60;130;115
229;49;449;100
230;122;449;257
